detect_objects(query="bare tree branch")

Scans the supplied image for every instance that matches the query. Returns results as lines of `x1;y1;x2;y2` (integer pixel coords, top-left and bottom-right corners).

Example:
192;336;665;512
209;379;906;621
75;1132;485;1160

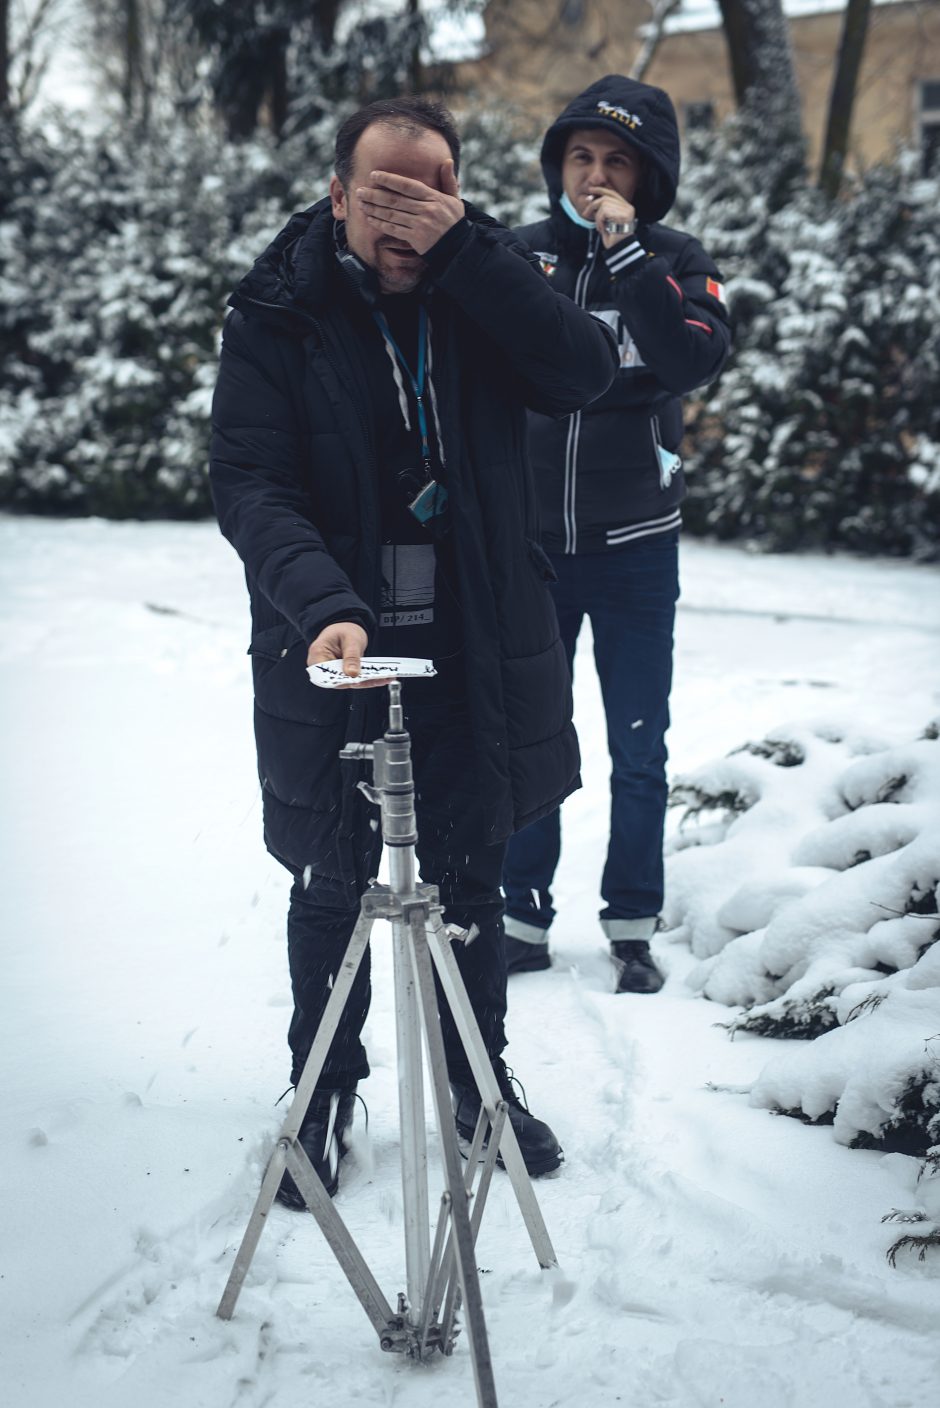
10;0;63;112
630;0;683;83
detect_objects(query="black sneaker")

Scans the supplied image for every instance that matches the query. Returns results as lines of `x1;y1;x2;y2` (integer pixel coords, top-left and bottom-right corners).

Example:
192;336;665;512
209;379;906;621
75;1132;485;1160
451;1059;563;1176
505;933;552;975
275;1086;356;1209
610;941;664;994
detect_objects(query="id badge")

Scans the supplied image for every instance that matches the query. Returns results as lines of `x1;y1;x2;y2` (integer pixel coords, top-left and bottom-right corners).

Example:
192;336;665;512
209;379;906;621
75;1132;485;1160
409;479;448;525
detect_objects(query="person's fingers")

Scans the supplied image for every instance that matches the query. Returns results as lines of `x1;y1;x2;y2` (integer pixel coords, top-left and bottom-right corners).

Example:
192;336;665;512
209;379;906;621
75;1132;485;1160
362;207;412;230
367;170;436;200
357;185;426;213
338;623;367;678
307;622;367;672
307;637;336;664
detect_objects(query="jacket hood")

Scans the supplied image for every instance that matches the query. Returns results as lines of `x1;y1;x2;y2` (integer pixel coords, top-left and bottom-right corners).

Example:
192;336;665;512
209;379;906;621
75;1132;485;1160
231;197;334;322
541;74;680;225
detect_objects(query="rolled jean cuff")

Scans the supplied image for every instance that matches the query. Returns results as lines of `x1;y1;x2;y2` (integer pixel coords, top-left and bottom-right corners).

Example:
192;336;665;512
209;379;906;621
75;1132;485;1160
504;915;550;945
601;916;659;942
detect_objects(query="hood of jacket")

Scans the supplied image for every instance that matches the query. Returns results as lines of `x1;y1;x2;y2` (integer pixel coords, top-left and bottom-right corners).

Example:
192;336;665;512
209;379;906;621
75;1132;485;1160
541;74;680;225
229;197;337;324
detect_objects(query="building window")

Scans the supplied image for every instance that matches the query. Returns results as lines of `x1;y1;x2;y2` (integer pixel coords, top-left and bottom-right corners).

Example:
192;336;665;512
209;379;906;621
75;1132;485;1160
683;101;715;132
918;80;940;175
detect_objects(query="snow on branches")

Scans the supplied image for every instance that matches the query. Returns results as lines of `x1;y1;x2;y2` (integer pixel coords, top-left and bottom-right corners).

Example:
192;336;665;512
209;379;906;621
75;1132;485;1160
664;721;940;1164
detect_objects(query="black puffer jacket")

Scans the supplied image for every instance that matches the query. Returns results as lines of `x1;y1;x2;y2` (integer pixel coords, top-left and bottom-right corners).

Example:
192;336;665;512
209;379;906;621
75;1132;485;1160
516;74;732;553
210;198;617;899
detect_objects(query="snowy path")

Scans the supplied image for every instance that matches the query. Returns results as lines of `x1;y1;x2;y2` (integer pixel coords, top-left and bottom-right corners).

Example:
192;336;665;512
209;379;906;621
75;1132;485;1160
1;518;939;1408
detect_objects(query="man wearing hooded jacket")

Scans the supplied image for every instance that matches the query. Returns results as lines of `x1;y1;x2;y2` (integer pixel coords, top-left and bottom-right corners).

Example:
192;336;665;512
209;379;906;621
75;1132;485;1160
502;76;731;992
210;96;617;1204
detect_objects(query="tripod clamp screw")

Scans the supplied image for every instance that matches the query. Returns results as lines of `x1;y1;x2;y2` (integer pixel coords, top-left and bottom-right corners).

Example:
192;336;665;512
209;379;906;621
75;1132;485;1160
340;742;375;761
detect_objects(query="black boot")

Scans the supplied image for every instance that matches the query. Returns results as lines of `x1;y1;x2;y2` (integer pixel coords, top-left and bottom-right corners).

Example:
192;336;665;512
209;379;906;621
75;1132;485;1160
505;932;552;975
451;1059;563;1176
610;940;664;994
275;1086;357;1209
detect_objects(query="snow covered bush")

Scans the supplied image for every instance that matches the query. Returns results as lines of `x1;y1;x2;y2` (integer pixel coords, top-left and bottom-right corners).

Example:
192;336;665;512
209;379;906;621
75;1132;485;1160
0;118;320;516
0;105;540;518
4;96;939;540
664;721;940;1157
675;134;940;559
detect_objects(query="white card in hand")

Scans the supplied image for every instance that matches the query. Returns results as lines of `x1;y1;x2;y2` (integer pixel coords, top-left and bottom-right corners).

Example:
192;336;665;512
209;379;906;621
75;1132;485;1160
307;657;437;689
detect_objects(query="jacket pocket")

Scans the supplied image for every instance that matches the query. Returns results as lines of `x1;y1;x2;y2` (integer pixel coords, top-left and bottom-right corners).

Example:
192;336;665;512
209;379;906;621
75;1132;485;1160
247;621;304;661
249;620;345;727
525;537;558;582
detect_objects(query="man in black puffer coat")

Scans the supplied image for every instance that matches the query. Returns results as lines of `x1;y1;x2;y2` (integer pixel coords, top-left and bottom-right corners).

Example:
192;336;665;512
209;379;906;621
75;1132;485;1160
209;96;617;1202
502;76;732;993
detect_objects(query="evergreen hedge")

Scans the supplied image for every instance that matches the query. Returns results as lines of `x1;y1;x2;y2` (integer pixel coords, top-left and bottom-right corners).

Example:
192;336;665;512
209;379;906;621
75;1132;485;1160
675;132;940;558
1;112;938;556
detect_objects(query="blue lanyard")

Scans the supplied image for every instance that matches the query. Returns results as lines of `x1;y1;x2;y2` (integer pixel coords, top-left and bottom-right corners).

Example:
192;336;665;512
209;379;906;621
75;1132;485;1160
372;304;431;467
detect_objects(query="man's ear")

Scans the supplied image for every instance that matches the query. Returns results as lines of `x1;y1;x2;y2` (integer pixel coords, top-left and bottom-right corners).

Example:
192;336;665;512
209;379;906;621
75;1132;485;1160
329;174;347;220
440;158;460;198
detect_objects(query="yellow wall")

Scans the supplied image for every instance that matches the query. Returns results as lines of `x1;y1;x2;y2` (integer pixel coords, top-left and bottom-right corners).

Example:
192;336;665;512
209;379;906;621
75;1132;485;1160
648;4;940;169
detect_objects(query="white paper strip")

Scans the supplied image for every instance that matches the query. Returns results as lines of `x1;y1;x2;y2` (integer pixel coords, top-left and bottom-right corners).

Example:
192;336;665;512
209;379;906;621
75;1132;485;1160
307;657;438;689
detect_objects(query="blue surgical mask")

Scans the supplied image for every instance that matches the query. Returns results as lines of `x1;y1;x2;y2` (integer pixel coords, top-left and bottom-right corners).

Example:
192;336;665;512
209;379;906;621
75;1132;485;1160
560;190;596;230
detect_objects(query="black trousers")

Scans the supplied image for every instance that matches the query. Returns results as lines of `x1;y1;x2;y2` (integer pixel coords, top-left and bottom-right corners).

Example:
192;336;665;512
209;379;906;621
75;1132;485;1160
286;671;508;1089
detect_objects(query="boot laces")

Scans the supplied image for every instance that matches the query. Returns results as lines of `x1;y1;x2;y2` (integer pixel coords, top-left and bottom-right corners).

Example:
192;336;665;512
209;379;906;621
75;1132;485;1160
494;1060;530;1112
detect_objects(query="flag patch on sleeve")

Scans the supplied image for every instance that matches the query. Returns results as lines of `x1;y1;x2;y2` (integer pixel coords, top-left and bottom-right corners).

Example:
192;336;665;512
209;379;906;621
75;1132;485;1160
706;277;726;305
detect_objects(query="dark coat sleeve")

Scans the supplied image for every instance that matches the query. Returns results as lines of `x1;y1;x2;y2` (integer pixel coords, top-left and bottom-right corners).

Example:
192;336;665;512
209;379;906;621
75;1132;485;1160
422;218;618;418
602;232;731;395
209;309;375;645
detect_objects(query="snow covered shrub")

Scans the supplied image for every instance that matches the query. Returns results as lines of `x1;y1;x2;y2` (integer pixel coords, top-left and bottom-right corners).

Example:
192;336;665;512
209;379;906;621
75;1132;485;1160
0;101;540;519
675;137;940;558
0;118;318;517
456;104;542;228
664;723;940;1154
883;1148;940;1264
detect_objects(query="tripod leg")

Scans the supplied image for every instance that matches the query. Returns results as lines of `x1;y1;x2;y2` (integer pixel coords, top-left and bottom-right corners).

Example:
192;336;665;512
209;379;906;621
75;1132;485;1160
280;905;376;1143
423;1098;505;1337
216;1141;291;1321
281;1145;396;1338
417;1190;454;1357
437;1101;508;1350
392;914;430;1314
217;905;375;1321
408;911;499;1408
426;910;558;1271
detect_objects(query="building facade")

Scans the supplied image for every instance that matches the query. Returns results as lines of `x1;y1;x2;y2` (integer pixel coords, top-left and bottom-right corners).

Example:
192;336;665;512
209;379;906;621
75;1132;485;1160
460;0;940;174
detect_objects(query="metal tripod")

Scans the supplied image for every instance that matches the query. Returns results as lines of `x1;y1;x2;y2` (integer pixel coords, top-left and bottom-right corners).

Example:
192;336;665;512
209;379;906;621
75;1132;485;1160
217;680;558;1407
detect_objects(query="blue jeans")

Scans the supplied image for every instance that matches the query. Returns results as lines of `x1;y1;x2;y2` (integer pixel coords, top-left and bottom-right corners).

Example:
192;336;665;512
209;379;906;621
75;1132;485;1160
502;531;679;939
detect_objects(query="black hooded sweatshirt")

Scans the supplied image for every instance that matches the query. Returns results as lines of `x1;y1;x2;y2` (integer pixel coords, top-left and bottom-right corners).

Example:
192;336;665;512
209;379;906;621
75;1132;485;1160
516;75;732;554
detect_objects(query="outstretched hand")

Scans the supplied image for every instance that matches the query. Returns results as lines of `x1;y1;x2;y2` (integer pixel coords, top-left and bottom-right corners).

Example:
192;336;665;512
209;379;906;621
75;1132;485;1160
355;159;464;255
307;622;384;688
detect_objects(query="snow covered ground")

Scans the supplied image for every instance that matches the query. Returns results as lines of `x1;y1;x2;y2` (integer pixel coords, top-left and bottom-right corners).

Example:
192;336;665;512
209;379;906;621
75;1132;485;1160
2;515;939;1408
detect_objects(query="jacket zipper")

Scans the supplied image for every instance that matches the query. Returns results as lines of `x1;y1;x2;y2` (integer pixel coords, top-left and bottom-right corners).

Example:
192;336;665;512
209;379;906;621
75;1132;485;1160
563;231;598;554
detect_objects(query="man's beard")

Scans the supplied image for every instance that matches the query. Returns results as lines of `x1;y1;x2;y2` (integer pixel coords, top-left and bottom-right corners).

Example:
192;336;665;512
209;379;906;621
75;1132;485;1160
374;239;426;294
